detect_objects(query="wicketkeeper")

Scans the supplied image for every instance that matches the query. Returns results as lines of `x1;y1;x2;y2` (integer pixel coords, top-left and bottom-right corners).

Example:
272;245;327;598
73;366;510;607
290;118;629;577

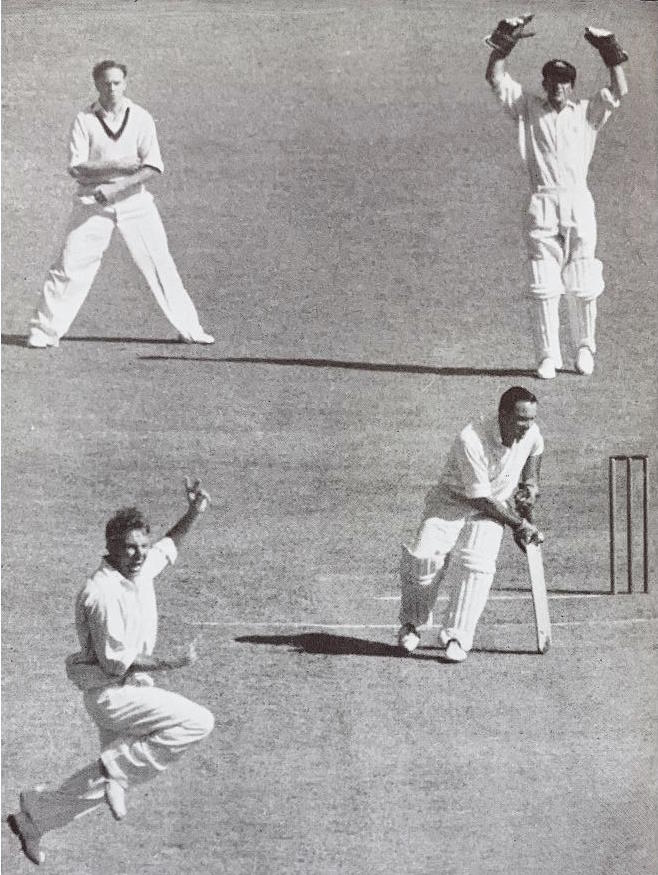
397;386;544;663
485;16;629;379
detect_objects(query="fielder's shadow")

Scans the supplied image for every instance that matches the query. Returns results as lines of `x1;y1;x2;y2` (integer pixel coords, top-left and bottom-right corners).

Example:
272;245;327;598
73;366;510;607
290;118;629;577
235;632;538;659
1;333;182;347
139;354;543;379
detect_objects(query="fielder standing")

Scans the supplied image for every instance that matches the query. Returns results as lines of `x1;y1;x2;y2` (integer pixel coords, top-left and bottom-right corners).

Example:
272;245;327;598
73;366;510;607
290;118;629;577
397;386;543;662
26;60;214;349
485;17;629;379
7;479;214;866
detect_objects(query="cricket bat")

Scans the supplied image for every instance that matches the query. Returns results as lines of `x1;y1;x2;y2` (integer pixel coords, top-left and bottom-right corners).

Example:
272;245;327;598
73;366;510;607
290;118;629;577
526;542;551;654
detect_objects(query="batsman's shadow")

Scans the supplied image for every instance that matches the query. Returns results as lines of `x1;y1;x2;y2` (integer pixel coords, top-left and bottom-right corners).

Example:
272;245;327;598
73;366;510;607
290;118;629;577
235;632;437;660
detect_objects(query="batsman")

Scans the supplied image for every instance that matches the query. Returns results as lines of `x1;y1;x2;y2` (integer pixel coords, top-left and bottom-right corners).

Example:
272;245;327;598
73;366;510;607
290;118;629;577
397;387;544;663
485;16;629;379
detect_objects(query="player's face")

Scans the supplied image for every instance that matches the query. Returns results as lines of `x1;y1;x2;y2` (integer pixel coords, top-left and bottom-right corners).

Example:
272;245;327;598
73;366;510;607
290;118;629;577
543;77;573;111
107;528;150;580
499;401;537;446
95;68;127;111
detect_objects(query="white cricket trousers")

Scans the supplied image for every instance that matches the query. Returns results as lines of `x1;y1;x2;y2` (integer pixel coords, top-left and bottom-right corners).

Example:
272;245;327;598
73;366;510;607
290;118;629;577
23;683;214;835
400;514;504;652
29;189;207;342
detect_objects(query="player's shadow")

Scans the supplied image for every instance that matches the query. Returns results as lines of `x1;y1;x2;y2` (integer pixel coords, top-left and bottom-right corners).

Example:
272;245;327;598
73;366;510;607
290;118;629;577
235;632;434;659
1;333;181;347
235;632;539;659
139;353;544;379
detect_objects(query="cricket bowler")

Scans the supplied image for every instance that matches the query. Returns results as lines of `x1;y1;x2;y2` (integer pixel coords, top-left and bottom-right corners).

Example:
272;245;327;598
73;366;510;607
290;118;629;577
7;479;214;866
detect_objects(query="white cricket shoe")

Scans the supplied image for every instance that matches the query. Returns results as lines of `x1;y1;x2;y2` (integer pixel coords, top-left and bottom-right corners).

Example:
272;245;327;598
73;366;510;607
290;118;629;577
575;346;594;376
26;331;58;349
536;358;556;380
178;331;215;345
7;809;45;865
444;639;467;663
397;623;421;653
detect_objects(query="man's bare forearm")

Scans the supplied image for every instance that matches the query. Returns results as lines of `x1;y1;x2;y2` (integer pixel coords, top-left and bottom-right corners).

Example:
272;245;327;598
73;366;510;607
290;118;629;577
69;159;140;181
467;496;525;529
127;651;190;673
486;51;507;87
609;63;628;100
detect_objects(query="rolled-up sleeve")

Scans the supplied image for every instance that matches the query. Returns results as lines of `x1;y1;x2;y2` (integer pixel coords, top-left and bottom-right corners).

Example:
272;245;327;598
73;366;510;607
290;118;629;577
586;88;619;131
68;114;89;169
137;114;164;173
491;71;524;120
141;537;177;579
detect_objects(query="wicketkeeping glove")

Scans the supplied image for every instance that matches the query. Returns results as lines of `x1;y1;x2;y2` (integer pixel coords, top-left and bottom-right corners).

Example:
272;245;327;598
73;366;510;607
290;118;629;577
485;14;535;57
584;27;628;67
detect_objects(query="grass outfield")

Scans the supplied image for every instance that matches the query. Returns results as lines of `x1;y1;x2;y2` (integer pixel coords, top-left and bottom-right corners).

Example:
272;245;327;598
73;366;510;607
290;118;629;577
2;1;657;873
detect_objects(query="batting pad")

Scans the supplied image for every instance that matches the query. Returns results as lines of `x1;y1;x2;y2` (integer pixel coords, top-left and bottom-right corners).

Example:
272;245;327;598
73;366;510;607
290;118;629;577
399;545;446;627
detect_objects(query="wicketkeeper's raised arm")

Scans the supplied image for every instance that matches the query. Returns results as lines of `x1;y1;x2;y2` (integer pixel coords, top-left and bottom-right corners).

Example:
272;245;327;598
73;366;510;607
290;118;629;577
584;27;629;101
485;14;535;87
166;477;211;551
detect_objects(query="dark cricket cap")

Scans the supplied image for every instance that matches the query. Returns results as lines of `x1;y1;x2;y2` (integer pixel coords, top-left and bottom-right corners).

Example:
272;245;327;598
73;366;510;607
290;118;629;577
542;59;577;84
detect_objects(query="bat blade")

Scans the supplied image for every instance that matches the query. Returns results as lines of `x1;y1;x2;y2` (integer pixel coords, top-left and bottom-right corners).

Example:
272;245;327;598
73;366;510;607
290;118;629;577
526;542;551;654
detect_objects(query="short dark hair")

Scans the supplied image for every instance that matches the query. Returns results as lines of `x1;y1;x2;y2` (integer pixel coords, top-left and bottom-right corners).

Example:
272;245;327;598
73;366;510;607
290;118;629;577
105;507;149;546
498;386;538;417
542;59;576;85
92;60;128;83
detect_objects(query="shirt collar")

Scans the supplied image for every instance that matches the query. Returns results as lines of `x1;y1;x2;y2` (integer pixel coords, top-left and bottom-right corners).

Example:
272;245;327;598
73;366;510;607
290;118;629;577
91;97;132;119
541;96;577;112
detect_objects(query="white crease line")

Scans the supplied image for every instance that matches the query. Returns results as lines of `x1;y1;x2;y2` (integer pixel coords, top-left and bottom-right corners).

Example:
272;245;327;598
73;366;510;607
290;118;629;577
191;618;656;629
375;593;617;601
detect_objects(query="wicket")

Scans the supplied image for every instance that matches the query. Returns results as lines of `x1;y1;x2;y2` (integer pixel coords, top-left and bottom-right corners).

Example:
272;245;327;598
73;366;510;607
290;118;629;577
608;455;649;594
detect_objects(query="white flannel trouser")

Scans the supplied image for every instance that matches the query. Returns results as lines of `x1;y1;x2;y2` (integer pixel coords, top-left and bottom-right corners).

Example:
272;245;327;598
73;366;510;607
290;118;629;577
29;190;207;342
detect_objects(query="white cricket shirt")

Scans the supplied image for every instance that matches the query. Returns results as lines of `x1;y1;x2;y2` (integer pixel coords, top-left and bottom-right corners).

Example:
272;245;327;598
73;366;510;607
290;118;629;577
70;537;177;688
439;415;543;505
492;72;619;190
68;98;164;202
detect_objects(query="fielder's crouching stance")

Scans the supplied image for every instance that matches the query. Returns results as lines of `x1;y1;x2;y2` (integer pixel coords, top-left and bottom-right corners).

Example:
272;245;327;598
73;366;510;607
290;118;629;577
397;387;543;663
7;479;214;866
484;16;629;380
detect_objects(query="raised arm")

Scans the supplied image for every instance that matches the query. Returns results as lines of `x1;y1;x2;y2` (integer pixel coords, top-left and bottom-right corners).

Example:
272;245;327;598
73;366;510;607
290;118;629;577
484;14;535;87
166;477;211;551
584;27;629;101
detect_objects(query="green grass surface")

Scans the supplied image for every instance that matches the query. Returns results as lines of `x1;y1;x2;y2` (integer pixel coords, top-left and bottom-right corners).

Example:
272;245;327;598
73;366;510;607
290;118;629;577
2;1;657;873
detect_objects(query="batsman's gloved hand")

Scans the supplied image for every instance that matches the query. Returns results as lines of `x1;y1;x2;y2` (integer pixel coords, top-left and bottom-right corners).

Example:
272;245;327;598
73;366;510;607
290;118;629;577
584;27;628;67
485;14;535;57
512;482;540;519
512;518;544;554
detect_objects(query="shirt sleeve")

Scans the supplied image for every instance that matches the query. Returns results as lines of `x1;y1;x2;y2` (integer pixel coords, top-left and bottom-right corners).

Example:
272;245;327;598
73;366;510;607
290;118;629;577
68;113;90;168
84;590;138;677
455;431;494;499
137;111;164;173
490;71;525;120
140;537;178;579
586;88;620;131
528;428;544;457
